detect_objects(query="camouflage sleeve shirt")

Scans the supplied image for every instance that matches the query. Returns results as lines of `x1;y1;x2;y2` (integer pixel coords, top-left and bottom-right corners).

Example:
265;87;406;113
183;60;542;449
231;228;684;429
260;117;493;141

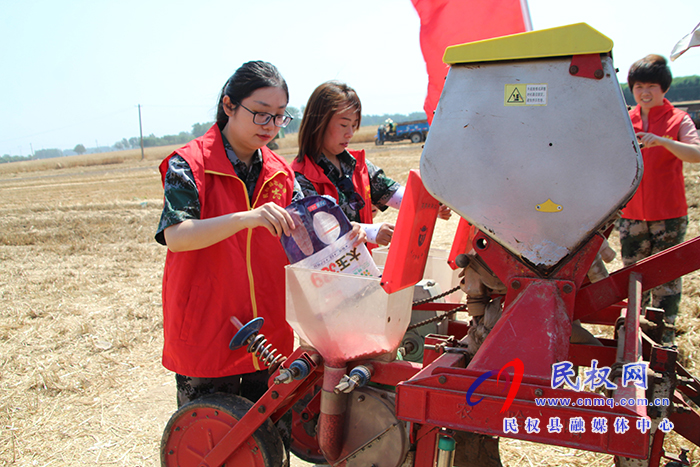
295;150;400;223
155;146;303;246
155;155;199;246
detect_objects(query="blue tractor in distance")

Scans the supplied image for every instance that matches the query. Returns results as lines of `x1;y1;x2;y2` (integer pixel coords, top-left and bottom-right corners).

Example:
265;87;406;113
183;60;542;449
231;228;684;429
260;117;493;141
375;119;429;145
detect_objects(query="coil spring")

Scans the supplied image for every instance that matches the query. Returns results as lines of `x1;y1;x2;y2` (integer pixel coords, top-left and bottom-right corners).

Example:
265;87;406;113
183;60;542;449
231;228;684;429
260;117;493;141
247;334;287;373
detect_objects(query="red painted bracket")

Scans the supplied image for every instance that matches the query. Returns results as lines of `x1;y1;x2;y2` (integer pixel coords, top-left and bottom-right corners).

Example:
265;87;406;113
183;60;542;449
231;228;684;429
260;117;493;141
575;236;700;322
569;53;605;80
196;348;323;467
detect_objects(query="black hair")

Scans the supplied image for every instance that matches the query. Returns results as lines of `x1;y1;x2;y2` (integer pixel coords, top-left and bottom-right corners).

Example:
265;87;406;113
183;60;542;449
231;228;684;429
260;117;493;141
216;61;289;130
627;54;673;92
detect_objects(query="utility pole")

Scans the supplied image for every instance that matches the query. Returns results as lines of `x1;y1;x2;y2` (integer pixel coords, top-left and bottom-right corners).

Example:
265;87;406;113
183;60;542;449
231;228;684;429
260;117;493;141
138;104;145;161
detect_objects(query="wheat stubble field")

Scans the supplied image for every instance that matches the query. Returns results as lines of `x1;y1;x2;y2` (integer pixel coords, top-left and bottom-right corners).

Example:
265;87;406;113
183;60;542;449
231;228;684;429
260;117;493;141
1;127;700;466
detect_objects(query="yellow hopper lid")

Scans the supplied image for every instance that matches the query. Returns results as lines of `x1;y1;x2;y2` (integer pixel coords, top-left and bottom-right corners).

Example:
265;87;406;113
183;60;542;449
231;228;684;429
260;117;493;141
443;22;613;64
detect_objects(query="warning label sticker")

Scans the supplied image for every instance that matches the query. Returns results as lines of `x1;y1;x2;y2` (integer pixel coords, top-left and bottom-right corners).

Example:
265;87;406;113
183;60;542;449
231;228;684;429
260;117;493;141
504;84;548;106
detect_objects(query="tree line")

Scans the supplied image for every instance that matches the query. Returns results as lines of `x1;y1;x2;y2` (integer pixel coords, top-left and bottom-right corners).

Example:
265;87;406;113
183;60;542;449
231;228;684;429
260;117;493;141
1;106;424;163
4;78;699;164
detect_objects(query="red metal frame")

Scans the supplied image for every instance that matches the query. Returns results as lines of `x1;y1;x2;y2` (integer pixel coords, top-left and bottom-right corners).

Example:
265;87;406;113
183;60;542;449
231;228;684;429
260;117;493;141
459;231;602;379
575;236;700;321
192;348;322;467
393;232;700;466
174;232;700;467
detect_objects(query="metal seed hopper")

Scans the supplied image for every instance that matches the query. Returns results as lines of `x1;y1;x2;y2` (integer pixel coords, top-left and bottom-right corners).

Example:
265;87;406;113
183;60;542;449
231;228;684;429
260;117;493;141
160;23;700;467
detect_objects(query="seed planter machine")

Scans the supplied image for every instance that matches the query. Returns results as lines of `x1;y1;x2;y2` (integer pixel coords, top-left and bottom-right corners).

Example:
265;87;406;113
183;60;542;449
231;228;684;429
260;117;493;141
161;24;700;467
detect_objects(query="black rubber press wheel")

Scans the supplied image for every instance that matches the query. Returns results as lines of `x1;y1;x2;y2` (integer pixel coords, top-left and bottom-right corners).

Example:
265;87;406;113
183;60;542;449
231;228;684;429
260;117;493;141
161;393;285;467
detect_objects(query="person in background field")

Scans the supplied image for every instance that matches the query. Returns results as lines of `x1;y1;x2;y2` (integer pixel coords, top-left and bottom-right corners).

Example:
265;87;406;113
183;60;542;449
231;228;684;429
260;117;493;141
385;118;395;134
294;81;450;248
155;60;302;411
620;54;700;344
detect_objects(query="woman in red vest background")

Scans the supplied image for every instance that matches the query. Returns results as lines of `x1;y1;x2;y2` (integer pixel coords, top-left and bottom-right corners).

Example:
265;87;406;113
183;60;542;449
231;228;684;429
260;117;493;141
293;81;449;248
155;61;301;407
620;54;700;344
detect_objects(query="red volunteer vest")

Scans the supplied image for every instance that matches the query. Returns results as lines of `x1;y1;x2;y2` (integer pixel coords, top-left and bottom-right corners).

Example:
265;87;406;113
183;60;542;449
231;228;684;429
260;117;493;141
622;99;687;221
159;125;294;378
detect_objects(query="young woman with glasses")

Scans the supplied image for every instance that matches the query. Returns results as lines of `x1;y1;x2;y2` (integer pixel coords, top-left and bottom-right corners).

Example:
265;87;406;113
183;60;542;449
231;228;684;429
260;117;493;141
155;61;303;411
294;81;450;247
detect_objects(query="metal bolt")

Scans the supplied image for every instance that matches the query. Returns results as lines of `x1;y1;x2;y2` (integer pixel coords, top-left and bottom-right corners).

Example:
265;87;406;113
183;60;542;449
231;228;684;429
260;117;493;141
594;69;604;79
455;254;470;268
258;405;266;414
535;388;544;397
271;391;279;400
358;395;365;402
563;284;573;294
302;412;310;421
512;280;521;290
569;65;579;75
439;375;447;384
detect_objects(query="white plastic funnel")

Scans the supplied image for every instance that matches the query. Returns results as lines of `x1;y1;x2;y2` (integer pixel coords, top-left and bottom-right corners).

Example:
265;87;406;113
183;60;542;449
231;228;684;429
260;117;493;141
285;265;414;366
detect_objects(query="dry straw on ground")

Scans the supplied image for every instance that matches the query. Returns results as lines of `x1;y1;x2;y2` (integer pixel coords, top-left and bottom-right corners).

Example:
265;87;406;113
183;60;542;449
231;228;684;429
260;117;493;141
0;128;699;466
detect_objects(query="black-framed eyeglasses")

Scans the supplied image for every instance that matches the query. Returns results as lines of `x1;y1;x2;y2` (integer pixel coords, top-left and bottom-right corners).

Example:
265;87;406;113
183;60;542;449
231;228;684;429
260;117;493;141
235;102;293;128
337;174;366;211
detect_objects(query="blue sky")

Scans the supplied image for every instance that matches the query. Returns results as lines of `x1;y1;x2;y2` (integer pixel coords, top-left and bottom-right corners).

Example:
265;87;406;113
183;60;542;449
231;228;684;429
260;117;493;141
1;0;699;156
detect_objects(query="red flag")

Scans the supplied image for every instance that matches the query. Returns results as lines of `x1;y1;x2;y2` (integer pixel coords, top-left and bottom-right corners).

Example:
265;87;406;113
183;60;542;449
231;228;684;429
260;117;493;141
412;0;532;123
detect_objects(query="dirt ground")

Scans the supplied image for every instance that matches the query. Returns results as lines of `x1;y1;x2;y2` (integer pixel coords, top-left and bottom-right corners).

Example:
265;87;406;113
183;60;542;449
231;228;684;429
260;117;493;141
1;135;699;466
